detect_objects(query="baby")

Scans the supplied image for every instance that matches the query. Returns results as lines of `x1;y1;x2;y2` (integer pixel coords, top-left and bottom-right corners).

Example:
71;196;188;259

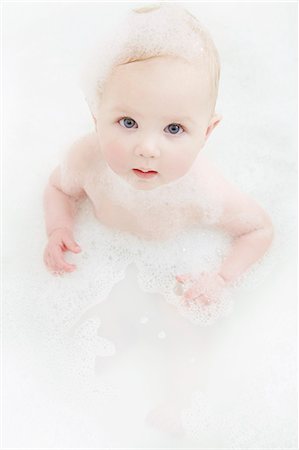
42;4;275;435
43;3;274;310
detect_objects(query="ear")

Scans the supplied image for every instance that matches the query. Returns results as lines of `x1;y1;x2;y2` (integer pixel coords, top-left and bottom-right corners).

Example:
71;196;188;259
91;113;97;127
205;113;222;141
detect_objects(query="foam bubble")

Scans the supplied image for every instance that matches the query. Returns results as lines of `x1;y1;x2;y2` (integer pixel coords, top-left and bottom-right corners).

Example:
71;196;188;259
80;3;219;117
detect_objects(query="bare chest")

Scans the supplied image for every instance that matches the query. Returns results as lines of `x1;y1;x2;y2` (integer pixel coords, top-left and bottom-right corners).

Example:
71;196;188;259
84;178;202;240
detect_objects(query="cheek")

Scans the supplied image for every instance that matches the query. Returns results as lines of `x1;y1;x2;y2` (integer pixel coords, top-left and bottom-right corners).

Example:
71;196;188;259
103;140;129;170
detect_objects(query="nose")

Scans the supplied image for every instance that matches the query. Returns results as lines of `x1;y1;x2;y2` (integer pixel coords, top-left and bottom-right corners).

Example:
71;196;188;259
134;137;160;159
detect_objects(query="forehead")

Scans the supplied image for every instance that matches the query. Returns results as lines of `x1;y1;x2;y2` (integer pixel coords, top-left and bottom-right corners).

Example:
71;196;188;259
101;56;212;117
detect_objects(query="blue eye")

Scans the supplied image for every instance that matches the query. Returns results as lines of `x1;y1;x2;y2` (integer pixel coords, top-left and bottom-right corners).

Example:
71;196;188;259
165;123;184;135
119;117;137;129
118;117;184;134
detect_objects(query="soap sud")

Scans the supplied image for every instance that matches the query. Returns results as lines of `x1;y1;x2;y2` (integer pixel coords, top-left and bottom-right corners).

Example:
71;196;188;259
140;316;149;324
157;331;166;339
81;3;219;118
182;343;297;447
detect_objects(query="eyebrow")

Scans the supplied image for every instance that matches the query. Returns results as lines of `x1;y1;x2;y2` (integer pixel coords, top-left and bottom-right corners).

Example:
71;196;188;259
111;106;195;125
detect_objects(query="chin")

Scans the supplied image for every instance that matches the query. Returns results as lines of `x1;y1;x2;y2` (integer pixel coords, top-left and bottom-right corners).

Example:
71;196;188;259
135;183;160;191
128;178;160;191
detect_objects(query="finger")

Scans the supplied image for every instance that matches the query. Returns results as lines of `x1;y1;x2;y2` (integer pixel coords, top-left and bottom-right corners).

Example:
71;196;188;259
43;249;50;268
183;293;211;308
181;295;194;309
46;252;62;275
53;247;76;272
52;270;64;277
44;255;54;273
184;285;201;300
62;235;81;253
47;251;58;272
175;273;192;284
45;248;64;275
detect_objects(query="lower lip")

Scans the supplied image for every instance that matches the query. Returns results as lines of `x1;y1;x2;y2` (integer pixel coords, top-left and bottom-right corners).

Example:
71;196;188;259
132;169;158;179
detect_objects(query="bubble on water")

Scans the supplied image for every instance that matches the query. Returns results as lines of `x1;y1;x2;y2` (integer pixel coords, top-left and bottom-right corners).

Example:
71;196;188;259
157;331;166;339
139;316;149;324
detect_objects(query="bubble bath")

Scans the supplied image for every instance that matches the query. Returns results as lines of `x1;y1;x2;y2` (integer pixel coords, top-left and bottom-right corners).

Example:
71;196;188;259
3;176;296;446
3;2;297;448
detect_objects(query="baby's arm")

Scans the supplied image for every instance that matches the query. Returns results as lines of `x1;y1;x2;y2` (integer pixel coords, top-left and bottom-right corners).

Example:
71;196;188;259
43;134;93;274
202;157;274;284
216;206;274;286
209;168;274;285
177;157;274;303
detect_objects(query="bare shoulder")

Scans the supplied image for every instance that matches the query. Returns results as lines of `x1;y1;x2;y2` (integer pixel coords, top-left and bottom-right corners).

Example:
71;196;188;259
64;131;102;170
49;132;103;199
195;153;273;236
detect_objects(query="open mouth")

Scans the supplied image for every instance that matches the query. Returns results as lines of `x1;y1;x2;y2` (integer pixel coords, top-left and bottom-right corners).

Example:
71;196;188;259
132;169;158;179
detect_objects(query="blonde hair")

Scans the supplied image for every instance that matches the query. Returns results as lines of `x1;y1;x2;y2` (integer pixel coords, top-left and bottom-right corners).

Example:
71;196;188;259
82;2;220;117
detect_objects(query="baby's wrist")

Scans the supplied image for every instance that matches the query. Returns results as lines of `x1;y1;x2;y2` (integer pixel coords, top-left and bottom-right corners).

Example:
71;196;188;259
48;227;72;238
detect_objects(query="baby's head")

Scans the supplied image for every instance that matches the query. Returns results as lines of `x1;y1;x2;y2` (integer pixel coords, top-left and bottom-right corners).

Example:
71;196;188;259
82;3;221;190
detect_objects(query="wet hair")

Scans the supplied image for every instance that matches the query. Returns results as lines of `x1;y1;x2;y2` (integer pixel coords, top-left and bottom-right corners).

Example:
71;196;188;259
81;2;221;118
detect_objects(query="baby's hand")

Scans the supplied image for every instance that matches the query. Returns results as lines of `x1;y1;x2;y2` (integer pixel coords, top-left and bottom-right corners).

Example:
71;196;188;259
43;227;81;275
175;270;226;307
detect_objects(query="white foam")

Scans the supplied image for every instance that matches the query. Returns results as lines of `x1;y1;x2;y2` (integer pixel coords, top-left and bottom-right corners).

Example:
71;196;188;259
81;3;218;117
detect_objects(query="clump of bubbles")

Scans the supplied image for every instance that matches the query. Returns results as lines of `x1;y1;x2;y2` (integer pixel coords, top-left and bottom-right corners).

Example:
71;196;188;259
80;2;220;118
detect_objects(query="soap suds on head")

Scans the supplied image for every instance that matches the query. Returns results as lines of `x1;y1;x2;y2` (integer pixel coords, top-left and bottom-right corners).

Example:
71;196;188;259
81;3;220;120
